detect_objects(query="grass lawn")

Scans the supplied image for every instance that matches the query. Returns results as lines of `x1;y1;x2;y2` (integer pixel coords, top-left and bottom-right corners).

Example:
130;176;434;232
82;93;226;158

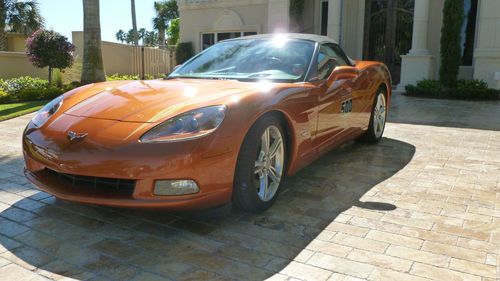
0;100;48;122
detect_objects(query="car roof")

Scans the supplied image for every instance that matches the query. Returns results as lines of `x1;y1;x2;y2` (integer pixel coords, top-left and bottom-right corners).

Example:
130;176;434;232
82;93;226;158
227;33;339;45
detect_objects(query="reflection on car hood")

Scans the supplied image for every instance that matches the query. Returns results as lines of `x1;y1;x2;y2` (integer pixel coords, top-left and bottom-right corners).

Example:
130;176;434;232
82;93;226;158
63;79;261;123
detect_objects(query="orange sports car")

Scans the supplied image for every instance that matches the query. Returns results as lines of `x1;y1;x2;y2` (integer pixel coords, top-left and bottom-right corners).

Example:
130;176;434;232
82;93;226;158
23;34;391;212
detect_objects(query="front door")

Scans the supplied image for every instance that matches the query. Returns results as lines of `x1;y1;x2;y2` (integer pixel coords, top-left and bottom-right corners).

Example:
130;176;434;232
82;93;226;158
363;0;415;84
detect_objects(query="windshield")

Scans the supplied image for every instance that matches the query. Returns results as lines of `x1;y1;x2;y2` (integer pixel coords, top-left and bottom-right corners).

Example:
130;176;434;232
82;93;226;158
169;38;316;83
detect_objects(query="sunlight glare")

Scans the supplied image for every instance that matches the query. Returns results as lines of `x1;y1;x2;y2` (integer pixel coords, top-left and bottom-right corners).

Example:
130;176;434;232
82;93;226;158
272;34;288;48
183;86;198;98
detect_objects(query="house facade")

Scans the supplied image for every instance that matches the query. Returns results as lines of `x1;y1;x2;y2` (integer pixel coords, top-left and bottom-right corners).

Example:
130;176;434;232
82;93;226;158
178;0;500;90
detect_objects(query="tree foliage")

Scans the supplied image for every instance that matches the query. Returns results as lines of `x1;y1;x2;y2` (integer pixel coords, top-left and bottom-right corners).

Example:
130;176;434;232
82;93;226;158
0;0;44;51
439;0;464;87
175;42;193;65
167;18;179;45
26;30;75;84
1;0;44;34
153;0;179;48
116;28;158;46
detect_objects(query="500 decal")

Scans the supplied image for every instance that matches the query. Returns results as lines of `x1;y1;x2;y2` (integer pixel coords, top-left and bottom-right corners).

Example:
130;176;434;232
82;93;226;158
341;99;353;113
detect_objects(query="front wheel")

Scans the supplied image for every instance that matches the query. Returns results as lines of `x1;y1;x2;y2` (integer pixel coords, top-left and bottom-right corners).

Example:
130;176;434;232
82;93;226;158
360;89;387;143
233;115;286;212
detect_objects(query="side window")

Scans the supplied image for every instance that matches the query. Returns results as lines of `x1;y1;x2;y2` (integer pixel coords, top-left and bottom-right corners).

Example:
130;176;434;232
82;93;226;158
317;43;349;80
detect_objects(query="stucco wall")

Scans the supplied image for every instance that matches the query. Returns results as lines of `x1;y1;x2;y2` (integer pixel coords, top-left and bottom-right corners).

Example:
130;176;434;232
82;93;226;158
6;34;28;52
474;0;500;89
179;3;268;53
342;0;364;60
0;52;48;79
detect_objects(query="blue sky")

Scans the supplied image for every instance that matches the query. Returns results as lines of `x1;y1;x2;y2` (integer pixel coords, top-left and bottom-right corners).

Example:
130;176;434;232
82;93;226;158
39;0;158;43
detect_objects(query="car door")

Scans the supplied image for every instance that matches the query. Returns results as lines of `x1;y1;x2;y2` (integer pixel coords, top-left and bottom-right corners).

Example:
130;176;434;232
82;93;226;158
312;43;354;153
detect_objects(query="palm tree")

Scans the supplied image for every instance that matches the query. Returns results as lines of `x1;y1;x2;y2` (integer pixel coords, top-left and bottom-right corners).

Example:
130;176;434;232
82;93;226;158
125;29;135;44
152;0;178;49
0;0;44;51
130;0;138;45
143;31;158;47
81;0;105;84
138;27;147;45
115;29;125;43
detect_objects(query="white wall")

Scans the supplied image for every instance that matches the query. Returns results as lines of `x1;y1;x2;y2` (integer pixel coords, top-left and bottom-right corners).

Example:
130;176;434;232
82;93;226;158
179;0;268;53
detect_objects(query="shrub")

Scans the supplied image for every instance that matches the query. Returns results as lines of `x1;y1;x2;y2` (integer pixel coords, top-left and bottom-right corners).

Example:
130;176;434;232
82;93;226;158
106;73;155;81
0;76;75;104
440;0;464;87
406;79;442;97
107;74;140;81
26;30;75;84
452;80;498;100
405;79;500;100
0;89;12;104
175;42;194;65
455;79;488;90
17;87;64;101
1;77;49;96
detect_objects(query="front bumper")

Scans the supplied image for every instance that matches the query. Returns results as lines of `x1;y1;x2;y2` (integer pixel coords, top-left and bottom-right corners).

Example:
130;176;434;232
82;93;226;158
24;168;230;210
22;115;239;210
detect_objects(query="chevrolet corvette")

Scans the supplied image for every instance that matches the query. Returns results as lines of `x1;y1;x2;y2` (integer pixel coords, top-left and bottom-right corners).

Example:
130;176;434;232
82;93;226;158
23;33;391;212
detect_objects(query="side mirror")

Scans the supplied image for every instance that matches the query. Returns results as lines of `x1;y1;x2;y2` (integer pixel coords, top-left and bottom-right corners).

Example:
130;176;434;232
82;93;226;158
326;66;359;87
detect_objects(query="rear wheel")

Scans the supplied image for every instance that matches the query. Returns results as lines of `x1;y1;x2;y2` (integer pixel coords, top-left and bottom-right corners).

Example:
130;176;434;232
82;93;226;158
233;115;286;212
360;88;387;143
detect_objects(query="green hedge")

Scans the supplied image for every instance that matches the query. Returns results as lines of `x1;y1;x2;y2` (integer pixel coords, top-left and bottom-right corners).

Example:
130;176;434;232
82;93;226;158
106;73;154;81
0;76;76;104
175;42;194;65
405;79;500;100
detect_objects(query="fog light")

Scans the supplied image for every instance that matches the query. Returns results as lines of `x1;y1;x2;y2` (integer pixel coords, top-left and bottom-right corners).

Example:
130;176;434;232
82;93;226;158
154;180;199;196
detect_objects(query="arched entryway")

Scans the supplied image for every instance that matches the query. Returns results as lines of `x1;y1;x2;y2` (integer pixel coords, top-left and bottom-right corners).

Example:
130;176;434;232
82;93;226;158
363;0;415;84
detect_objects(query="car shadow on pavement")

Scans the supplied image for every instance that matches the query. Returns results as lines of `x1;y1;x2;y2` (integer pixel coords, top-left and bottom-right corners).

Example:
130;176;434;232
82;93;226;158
0;137;415;280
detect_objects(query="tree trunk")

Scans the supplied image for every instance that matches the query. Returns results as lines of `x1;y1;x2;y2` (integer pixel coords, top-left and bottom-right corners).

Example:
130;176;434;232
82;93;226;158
48;66;52;85
81;0;106;84
131;0;139;45
158;27;165;49
0;0;7;51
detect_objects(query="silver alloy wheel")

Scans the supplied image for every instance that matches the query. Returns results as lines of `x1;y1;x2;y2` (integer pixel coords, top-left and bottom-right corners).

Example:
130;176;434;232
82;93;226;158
254;125;284;202
373;93;387;138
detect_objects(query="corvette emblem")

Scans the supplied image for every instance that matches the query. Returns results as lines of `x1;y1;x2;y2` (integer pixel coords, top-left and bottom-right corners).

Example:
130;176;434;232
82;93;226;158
67;131;88;142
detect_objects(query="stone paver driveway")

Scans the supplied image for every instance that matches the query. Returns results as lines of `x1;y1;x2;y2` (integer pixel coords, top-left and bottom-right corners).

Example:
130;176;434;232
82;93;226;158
0;94;499;281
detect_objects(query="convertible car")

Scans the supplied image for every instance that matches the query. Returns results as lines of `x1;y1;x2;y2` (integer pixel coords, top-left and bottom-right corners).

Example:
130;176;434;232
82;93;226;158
23;33;391;212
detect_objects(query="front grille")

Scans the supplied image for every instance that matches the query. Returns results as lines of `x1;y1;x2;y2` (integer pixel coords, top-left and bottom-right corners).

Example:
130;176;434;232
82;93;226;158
45;169;135;196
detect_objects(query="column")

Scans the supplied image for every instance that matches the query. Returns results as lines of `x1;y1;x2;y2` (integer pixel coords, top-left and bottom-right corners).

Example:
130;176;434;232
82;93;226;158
268;0;290;33
397;0;433;92
409;0;430;55
473;0;500;89
327;0;342;42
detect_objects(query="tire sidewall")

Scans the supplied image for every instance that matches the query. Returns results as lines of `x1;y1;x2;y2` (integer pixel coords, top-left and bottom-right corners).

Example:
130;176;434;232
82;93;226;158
233;115;286;211
365;88;387;142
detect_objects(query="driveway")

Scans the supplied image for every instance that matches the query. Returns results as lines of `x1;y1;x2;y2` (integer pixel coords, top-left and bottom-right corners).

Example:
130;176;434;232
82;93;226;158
0;94;499;281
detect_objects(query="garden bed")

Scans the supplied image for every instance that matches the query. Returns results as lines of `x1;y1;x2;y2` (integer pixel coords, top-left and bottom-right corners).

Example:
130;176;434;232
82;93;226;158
404;79;500;101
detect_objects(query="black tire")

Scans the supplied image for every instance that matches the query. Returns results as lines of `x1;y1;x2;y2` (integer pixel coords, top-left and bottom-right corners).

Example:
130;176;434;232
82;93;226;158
359;87;387;143
233;115;286;213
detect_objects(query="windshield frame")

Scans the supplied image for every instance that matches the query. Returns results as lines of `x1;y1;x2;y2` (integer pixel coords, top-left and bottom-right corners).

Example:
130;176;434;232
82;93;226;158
168;38;319;83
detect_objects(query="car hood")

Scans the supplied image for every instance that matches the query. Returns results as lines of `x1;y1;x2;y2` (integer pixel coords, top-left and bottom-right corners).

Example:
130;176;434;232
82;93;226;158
62;79;264;123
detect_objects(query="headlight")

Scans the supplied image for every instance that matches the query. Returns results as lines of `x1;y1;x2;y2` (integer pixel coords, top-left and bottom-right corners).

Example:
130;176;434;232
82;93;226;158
31;96;63;127
140;105;227;143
